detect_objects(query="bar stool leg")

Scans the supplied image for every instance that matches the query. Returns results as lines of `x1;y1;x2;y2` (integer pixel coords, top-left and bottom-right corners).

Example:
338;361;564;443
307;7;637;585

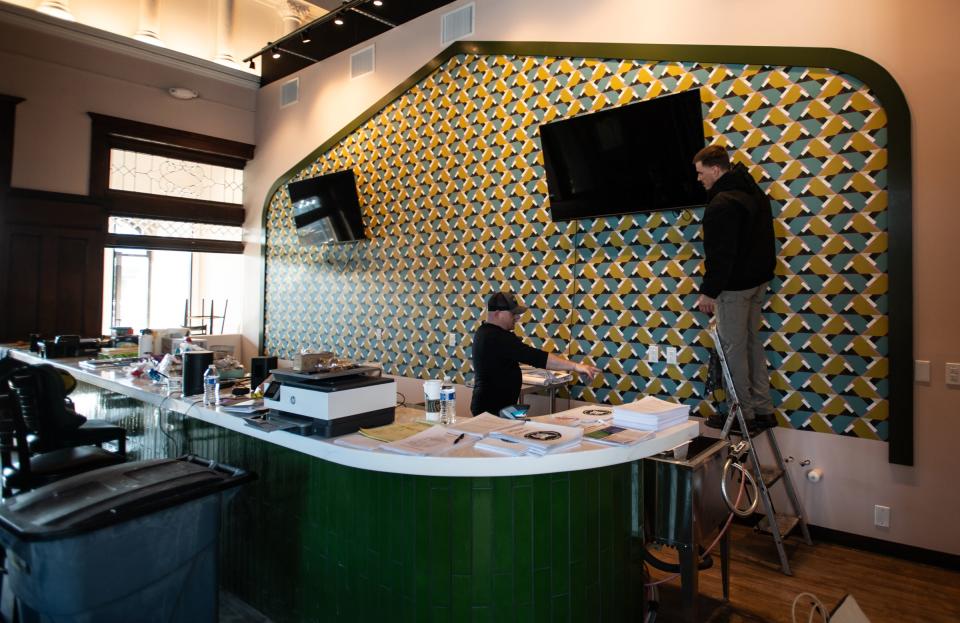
678;543;698;622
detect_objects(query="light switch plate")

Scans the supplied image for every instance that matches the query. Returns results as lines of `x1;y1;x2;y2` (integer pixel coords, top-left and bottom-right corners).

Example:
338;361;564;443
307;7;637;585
915;360;930;383
646;345;659;363
665;346;678;365
947;362;960;387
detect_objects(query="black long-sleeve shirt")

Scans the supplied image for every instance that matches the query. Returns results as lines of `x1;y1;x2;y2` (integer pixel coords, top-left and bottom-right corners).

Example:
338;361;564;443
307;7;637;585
700;164;776;298
470;323;548;416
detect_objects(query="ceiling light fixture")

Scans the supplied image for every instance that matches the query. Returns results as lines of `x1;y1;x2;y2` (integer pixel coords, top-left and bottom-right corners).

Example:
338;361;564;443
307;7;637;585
373;0;383;6
168;87;199;100
334;17;344;25
272;47;281;59
301;30;312;44
248;59;256;69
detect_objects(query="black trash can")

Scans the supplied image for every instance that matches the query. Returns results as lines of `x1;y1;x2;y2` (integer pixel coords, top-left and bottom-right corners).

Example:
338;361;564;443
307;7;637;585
0;455;254;623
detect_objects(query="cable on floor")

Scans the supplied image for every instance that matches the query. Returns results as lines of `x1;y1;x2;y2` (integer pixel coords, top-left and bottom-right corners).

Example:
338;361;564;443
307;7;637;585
791;592;829;623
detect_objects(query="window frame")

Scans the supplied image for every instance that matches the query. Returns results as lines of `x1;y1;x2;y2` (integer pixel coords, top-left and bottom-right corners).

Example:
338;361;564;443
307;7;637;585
89;113;255;253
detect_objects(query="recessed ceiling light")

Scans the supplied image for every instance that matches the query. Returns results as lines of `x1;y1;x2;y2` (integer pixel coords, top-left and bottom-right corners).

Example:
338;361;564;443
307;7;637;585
334;17;344;25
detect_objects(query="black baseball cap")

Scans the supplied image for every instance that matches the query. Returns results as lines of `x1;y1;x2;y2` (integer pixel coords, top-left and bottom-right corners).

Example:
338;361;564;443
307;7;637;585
487;291;527;314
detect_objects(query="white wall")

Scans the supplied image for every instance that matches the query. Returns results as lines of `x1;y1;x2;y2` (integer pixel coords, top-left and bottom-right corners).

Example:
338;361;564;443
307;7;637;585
243;0;960;554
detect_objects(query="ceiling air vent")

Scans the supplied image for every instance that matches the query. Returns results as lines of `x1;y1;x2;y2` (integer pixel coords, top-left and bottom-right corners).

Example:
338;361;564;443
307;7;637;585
441;3;474;45
350;45;375;79
280;77;299;108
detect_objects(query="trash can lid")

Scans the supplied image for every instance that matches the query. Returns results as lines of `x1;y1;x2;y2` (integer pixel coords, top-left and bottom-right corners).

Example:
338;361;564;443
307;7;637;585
0;456;254;541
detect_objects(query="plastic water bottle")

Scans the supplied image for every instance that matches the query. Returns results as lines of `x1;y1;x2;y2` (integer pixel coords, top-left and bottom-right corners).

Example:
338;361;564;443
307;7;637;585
440;378;456;425
203;364;220;406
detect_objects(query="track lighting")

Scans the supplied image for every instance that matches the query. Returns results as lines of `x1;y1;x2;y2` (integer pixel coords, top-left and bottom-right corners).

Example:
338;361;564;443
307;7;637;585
373;0;383;5
248;59;256;69
271;48;281;59
301;30;312;44
334;17;344;25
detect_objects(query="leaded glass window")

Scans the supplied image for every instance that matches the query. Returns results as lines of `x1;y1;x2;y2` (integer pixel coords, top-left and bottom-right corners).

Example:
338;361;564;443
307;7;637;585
108;217;242;242
108;148;244;204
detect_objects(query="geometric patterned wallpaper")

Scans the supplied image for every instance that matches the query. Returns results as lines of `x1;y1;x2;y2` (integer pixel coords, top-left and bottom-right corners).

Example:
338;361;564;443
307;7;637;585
264;53;889;440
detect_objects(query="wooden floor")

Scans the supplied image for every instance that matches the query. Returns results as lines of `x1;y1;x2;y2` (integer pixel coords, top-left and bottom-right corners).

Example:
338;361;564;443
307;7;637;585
648;524;960;623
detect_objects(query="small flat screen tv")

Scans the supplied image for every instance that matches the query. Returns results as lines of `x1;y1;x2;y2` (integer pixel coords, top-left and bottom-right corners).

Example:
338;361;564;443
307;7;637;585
287;170;366;244
539;89;707;221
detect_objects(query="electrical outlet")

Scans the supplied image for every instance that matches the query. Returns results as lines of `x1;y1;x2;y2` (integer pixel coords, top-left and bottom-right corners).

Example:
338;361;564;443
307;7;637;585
665;346;678;365
915;360;930;383
946;362;960;387
447;333;457;347
874;504;890;528
646;345;659;363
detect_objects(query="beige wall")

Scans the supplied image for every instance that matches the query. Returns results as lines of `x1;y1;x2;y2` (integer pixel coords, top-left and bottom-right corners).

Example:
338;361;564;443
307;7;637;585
244;0;960;554
0;48;256;194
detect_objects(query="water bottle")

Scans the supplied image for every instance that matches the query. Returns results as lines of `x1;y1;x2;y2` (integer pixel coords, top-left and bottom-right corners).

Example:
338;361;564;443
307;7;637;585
203;364;220;406
440;378;456;425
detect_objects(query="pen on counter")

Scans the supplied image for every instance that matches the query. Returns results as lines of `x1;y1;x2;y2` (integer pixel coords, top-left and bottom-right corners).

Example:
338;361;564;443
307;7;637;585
453;433;465;445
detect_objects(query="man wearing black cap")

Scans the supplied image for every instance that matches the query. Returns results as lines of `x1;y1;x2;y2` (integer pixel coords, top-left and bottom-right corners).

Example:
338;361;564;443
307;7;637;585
470;291;601;417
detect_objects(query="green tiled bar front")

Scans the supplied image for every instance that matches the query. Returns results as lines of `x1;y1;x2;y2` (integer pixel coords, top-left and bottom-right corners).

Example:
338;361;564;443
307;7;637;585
71;381;644;622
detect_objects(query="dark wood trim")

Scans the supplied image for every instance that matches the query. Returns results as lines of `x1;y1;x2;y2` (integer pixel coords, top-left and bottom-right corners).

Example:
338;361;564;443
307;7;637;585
105;190;245;225
0;94;25;191
88;113;255;161
733;517;959;571
0;188;106;340
106;135;249;170
105;233;243;254
807;525;959;572
4;188;105;230
260;41;914;465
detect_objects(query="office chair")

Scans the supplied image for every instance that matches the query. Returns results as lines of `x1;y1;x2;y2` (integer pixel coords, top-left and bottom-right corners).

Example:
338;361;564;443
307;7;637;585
1;375;124;498
14;364;126;457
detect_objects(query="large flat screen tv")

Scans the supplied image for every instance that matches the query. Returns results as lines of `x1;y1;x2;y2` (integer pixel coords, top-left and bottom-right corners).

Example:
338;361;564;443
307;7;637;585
287;170;366;244
539;89;707;221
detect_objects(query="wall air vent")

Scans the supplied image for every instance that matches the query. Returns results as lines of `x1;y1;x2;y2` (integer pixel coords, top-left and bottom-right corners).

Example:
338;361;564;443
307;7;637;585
350;45;375;79
441;3;474;45
280;77;299;108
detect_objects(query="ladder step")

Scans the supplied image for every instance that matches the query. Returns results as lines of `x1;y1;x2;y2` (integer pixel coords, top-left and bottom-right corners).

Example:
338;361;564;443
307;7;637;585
759;465;784;487
756;513;800;538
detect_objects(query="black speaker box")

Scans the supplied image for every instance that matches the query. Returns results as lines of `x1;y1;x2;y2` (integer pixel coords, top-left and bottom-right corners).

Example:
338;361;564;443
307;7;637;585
251;356;278;391
182;350;214;397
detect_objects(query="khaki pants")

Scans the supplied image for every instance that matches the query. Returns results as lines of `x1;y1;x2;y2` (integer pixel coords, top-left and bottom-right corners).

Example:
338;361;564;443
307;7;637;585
715;283;773;420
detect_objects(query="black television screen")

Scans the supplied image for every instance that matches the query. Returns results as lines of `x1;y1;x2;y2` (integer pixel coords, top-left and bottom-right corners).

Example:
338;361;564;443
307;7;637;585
539;89;707;221
287;170;366;244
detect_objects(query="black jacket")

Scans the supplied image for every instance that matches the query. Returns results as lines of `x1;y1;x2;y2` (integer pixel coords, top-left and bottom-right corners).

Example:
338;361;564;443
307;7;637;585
699;164;776;298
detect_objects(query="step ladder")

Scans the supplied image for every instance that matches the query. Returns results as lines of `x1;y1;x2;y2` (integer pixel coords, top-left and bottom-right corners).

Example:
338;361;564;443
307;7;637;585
708;322;812;575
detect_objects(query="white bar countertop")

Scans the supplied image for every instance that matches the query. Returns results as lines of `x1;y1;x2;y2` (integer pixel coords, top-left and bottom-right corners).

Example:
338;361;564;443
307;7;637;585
7;349;699;478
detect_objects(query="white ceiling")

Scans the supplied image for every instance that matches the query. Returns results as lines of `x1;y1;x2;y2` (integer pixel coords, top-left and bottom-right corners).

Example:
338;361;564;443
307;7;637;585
0;0;327;74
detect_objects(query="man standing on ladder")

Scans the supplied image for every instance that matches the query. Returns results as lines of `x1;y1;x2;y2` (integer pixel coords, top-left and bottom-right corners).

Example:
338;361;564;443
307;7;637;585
693;144;777;433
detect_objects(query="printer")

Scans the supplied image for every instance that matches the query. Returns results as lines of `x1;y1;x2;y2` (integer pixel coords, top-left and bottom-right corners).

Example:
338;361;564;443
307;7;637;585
263;365;395;437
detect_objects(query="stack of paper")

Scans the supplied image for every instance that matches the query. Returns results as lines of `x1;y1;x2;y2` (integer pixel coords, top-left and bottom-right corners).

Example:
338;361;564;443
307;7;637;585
359;421;432;443
583;425;655;446
446;413;518;438
380;425;464;456
474;437;532;456
490;421;583;455
219;399;267;414
613;396;689;431
333;433;384;451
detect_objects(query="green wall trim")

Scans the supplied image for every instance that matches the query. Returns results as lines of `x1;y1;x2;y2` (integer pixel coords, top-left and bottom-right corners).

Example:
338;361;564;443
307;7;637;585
259;41;913;465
